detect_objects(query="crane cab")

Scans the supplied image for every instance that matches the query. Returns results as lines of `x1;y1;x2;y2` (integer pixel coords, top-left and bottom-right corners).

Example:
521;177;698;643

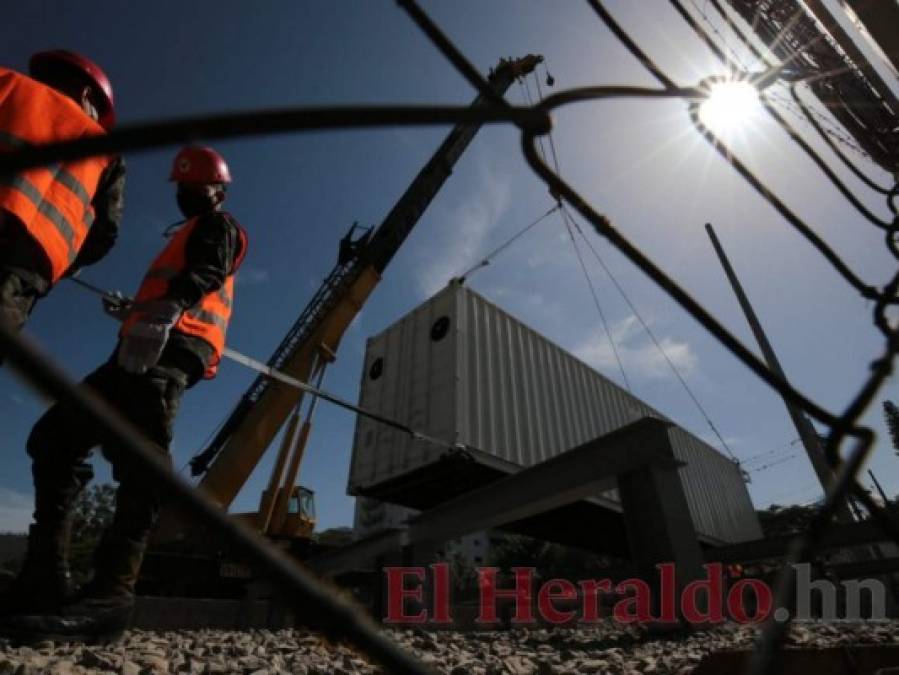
281;485;316;539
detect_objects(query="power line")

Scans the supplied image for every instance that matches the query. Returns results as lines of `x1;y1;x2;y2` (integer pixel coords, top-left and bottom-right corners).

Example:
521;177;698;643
562;205;740;462
742;437;802;464
748;452;800;473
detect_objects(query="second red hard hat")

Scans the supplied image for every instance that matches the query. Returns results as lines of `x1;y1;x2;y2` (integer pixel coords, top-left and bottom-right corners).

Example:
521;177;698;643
29;50;115;131
170;146;232;184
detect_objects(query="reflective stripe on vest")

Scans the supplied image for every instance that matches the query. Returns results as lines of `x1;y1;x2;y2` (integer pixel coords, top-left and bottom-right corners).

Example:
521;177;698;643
0;68;109;282
0;128;94;230
0;173;78;258
121;216;247;379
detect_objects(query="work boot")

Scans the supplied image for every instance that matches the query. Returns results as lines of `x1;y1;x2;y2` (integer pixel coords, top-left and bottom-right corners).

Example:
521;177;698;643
0;521;74;617
0;534;143;644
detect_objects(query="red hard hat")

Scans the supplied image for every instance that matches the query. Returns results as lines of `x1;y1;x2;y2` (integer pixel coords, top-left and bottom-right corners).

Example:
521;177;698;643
170;146;232;184
29;50;115;131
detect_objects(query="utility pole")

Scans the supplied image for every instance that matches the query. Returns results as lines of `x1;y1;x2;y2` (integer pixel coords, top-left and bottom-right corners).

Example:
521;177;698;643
705;223;854;522
869;469;892;509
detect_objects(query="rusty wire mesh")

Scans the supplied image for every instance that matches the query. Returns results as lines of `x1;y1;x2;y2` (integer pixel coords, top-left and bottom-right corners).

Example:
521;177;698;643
1;1;898;673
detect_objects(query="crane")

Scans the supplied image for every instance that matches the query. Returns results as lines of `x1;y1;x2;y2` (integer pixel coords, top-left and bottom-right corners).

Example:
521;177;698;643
156;54;544;547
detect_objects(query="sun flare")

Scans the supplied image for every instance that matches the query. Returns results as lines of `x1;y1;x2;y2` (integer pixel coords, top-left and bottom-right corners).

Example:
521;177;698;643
698;80;761;134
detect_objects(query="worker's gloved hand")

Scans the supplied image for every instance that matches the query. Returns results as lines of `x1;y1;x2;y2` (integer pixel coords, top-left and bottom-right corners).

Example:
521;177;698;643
117;299;182;375
101;291;133;322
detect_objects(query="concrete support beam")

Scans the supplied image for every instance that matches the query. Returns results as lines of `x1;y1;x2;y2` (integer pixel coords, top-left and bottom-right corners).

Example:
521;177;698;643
310;417;700;580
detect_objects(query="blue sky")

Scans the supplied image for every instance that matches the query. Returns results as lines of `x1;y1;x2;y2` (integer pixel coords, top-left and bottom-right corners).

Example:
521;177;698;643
1;1;897;533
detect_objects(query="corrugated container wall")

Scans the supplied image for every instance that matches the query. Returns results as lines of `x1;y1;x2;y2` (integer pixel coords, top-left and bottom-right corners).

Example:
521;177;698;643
349;284;762;544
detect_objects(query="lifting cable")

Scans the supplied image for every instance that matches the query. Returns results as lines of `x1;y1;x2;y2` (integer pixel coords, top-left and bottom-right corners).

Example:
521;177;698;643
454;203;561;282
452;68;565;285
526;61;738;461
221;347;461;452
561;208;633;393
533;69;563;177
528;65;634;393
518;76;550;164
68;277;465;456
562;205;740;463
523;55;738;462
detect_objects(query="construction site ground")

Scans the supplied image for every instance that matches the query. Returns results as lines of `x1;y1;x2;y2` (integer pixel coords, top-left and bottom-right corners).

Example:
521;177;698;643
1;620;898;675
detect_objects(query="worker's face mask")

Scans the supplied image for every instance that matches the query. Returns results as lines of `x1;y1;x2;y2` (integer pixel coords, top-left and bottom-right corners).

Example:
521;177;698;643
176;185;221;218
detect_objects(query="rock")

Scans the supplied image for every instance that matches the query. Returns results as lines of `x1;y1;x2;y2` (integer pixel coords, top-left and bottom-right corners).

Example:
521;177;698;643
205;658;229;673
135;654;169;674
236;654;268;672
79;648;119;670
0;658;22;675
0;621;897;675
503;655;536;674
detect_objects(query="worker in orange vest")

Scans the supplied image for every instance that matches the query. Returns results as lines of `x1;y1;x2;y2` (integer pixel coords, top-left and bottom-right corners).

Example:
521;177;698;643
0;146;247;643
0;50;125;357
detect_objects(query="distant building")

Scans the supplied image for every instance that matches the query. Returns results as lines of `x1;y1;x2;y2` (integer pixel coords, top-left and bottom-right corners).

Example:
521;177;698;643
353;497;496;565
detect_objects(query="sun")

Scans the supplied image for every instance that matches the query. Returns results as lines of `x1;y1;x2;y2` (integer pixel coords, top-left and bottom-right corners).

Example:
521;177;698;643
698;80;761;134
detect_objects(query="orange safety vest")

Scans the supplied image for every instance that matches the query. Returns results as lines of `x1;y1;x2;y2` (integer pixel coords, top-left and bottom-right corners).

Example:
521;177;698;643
121;216;248;379
0;67;110;282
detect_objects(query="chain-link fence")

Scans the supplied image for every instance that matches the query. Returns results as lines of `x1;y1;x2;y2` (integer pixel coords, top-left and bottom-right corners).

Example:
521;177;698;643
1;1;897;673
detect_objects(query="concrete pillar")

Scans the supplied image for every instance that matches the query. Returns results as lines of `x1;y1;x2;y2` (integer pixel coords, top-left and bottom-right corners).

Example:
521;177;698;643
618;454;705;623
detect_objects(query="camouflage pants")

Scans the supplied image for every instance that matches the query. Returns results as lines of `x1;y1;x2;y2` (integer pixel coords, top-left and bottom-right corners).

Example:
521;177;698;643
27;359;188;592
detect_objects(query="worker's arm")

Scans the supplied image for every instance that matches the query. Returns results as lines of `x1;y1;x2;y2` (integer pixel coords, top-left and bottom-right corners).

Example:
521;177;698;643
166;212;243;309
70;155;127;272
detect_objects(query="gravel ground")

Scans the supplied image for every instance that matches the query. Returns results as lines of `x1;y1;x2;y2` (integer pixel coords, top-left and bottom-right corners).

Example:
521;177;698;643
1;620;897;674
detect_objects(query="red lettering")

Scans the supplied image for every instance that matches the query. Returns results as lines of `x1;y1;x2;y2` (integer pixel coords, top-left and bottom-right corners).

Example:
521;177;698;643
656;563;677;624
613;579;653;623
477;567;534;624
681;563;725;624
728;579;773;624
430;563;452;624
538;579;577;624
384;567;427;624
579;579;612;623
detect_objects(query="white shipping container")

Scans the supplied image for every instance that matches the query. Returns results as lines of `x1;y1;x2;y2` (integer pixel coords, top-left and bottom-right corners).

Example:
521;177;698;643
349;283;762;544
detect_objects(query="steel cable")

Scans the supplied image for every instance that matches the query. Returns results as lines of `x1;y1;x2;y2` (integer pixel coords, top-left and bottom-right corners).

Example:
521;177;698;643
455;204;561;282
564;206;740;462
561;208;633;392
